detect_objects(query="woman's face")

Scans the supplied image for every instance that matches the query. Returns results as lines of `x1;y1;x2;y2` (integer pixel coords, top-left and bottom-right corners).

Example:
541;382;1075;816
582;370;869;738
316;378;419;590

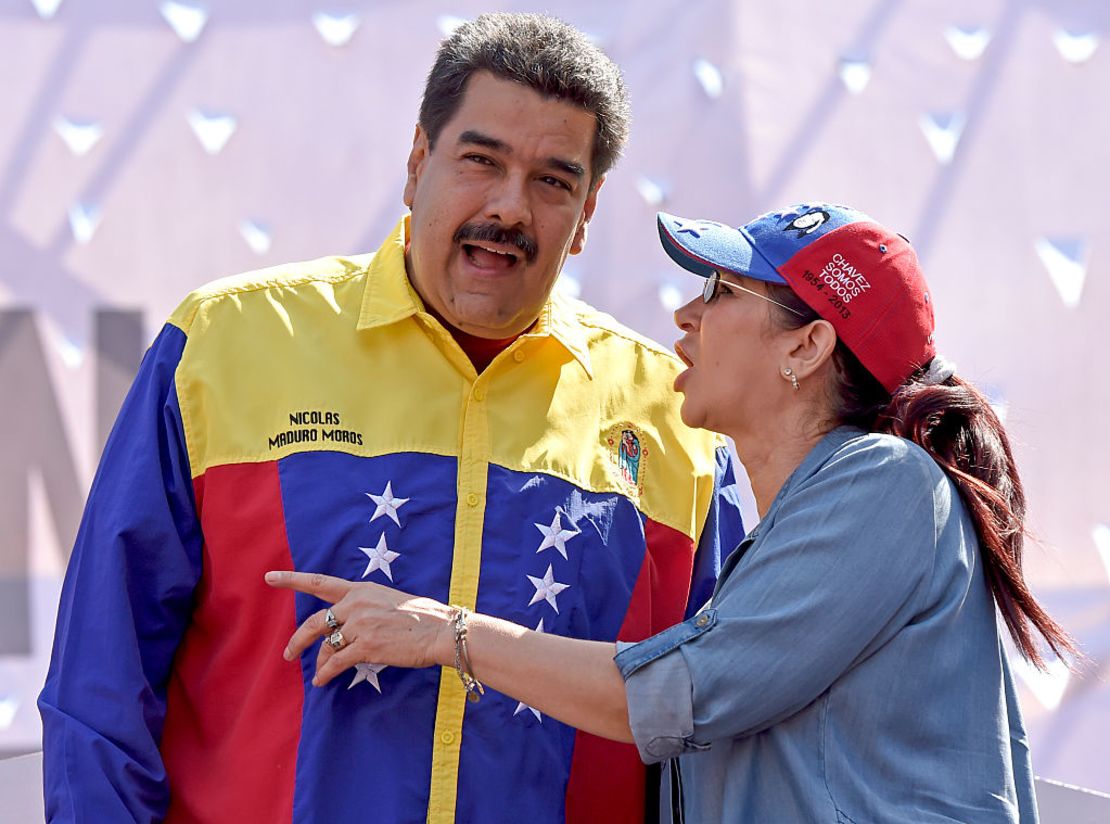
672;273;791;436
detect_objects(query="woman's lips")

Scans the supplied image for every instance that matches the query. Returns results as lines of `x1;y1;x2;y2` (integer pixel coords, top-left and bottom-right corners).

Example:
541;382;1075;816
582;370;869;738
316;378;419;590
674;341;693;368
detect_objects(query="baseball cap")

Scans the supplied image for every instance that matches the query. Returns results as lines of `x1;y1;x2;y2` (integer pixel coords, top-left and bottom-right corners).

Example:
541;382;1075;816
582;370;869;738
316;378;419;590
657;203;936;393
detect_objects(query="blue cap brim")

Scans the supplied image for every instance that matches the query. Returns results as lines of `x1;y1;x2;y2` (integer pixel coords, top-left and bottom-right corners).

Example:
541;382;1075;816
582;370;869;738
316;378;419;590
657;212;786;284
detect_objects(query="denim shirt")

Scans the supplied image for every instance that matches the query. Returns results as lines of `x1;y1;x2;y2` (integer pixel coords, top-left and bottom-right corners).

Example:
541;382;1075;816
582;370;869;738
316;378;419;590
614;428;1038;823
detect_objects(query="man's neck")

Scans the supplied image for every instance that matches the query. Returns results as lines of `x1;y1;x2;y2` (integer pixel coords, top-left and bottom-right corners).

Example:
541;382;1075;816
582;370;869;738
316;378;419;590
423;302;522;374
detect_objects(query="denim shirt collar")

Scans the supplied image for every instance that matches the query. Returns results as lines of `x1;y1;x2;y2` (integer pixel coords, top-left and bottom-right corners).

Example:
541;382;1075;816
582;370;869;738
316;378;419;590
756;426;865;534
715;426;866;590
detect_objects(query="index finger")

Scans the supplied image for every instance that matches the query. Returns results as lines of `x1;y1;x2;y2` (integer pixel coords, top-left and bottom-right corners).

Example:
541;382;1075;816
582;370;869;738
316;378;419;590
265;570;352;603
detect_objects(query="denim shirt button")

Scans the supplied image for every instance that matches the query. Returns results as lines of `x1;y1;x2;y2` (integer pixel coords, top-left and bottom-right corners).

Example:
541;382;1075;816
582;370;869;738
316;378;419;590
695;613;710;628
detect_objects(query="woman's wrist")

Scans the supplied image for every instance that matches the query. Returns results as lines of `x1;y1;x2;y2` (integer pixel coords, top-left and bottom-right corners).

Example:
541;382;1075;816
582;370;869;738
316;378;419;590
429;601;459;667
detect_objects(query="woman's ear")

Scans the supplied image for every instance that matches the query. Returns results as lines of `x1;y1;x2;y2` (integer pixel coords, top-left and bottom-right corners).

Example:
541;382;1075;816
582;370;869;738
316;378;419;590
783;319;837;381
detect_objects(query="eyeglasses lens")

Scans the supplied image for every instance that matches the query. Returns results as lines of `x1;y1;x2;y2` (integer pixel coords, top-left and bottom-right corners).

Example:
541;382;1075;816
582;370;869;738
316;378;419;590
702;272;719;303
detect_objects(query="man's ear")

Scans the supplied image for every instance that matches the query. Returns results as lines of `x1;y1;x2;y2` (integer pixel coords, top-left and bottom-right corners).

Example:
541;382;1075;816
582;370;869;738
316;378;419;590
403;124;429;209
570;175;605;256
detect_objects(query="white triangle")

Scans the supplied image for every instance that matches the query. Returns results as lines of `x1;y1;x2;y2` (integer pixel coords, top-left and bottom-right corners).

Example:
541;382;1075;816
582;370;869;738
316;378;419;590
838;58;871;94
160;1;208;44
437;15;468;37
693;59;723;99
68;202;101;244
30;0;63;20
1054;30;1099;64
54;117;103;156
945;26;991;61
1091;524;1110;584
1011;655;1070;711
312;12;360;47
1035;237;1088;308
187;109;237;155
919;112;965;164
983;387;1009;424
240;220;272;255
556;272;581;299
0;697;18;731
55;333;84;369
658;282;684;312
636;176;666;207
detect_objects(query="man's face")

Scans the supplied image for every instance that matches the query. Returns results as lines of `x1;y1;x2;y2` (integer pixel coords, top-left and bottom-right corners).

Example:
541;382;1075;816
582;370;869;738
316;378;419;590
403;71;602;339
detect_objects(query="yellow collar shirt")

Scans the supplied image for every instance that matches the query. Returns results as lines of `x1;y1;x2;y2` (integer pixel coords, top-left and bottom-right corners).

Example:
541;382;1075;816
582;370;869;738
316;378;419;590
40;216;747;824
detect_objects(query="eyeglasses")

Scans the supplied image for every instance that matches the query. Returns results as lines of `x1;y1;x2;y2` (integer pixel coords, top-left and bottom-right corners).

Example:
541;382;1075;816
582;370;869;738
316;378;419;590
702;271;806;317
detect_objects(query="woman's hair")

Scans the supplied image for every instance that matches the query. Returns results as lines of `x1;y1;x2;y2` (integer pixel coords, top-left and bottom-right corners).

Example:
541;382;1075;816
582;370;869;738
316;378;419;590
766;283;1077;670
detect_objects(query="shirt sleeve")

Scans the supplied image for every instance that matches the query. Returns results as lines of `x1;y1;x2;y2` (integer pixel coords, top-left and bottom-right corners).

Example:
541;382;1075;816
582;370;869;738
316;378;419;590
685;444;745;619
615;436;938;762
38;323;203;823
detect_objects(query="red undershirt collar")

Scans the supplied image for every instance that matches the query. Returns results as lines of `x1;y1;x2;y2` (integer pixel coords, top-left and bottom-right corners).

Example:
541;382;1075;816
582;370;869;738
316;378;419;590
422;302;523;374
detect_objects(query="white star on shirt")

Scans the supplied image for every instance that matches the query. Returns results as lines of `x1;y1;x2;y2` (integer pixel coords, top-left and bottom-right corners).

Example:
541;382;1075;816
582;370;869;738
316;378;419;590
527;565;569;613
359;534;400;581
349;662;388;692
514;619;545;721
366;481;409;527
534;512;580;559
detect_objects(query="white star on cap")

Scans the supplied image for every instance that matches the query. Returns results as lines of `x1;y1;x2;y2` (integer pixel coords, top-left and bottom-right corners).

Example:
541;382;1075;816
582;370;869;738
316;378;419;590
367;481;409;527
527;565;569;613
349;662;388;692
534;512;580;560
359;534;400;581
514;619;546;721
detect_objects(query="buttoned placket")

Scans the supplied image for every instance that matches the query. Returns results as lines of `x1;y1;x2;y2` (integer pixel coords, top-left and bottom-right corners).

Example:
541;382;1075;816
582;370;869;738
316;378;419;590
424;322;535;824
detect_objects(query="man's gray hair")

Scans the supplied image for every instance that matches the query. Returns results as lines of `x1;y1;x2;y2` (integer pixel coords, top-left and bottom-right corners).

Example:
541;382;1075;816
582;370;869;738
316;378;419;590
418;12;631;184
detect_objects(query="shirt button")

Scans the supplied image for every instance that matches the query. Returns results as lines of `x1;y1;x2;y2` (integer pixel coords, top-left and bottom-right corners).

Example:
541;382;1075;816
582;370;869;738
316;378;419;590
472;386;485;402
441;731;455;744
695;614;710;628
512;350;526;363
466;493;480;507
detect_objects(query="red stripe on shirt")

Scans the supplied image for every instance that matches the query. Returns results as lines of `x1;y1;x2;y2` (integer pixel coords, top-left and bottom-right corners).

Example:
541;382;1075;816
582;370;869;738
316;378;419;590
161;462;303;823
564;518;696;823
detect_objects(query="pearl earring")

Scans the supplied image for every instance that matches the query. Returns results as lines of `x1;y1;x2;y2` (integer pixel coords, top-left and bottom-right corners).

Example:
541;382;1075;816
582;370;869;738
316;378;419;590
783;367;800;391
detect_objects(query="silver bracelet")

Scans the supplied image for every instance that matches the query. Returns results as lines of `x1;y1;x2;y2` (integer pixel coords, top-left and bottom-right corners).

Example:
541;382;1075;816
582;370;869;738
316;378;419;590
451;606;485;703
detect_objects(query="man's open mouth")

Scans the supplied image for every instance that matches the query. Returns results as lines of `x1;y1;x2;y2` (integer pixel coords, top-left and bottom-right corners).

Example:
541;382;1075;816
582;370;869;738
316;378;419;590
463;242;520;269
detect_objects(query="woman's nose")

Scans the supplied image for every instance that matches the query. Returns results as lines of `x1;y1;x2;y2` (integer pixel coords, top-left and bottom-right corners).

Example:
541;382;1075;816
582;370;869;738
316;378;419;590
674;293;703;332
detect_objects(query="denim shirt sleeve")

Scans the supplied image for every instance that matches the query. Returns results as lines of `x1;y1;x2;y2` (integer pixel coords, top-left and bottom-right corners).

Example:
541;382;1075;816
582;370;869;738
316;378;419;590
616;434;942;757
614;612;718;762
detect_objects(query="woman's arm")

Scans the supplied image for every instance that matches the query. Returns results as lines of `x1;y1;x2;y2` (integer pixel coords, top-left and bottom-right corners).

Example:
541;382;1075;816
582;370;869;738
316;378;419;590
264;571;633;743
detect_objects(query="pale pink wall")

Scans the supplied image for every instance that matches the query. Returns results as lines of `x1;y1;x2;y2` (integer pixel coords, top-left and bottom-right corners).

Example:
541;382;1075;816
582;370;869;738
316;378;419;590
1;0;1107;793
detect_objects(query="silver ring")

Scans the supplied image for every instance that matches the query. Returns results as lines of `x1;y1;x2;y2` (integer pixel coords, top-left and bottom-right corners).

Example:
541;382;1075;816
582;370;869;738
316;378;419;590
327;630;346;650
325;609;340;631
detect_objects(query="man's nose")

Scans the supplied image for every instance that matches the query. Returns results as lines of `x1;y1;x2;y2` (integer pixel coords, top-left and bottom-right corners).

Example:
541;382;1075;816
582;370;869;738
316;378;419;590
483;174;533;228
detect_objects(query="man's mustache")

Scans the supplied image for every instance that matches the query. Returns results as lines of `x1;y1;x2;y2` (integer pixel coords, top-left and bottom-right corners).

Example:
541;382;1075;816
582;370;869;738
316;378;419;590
454;222;538;264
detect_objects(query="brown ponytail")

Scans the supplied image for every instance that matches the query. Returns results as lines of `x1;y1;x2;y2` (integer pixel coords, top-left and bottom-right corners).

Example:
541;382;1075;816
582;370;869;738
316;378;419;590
878;376;1077;669
765;283;1078;670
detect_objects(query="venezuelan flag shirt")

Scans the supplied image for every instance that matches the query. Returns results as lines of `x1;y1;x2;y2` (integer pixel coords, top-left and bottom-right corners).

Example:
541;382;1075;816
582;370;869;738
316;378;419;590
40;217;745;824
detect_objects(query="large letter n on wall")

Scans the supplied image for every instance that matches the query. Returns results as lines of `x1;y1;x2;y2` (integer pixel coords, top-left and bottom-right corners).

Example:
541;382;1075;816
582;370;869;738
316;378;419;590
0;309;142;655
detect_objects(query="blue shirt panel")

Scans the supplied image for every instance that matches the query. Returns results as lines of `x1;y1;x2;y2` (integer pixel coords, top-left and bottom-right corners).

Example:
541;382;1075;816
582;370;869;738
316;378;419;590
39;324;201;823
280;450;453;822
456;464;650;823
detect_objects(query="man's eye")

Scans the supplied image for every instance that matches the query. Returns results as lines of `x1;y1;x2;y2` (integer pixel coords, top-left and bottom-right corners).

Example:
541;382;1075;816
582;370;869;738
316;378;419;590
465;154;494;165
540;176;572;191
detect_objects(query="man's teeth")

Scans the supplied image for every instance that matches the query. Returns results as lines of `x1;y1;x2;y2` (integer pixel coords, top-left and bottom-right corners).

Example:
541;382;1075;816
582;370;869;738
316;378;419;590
466;243;517;263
